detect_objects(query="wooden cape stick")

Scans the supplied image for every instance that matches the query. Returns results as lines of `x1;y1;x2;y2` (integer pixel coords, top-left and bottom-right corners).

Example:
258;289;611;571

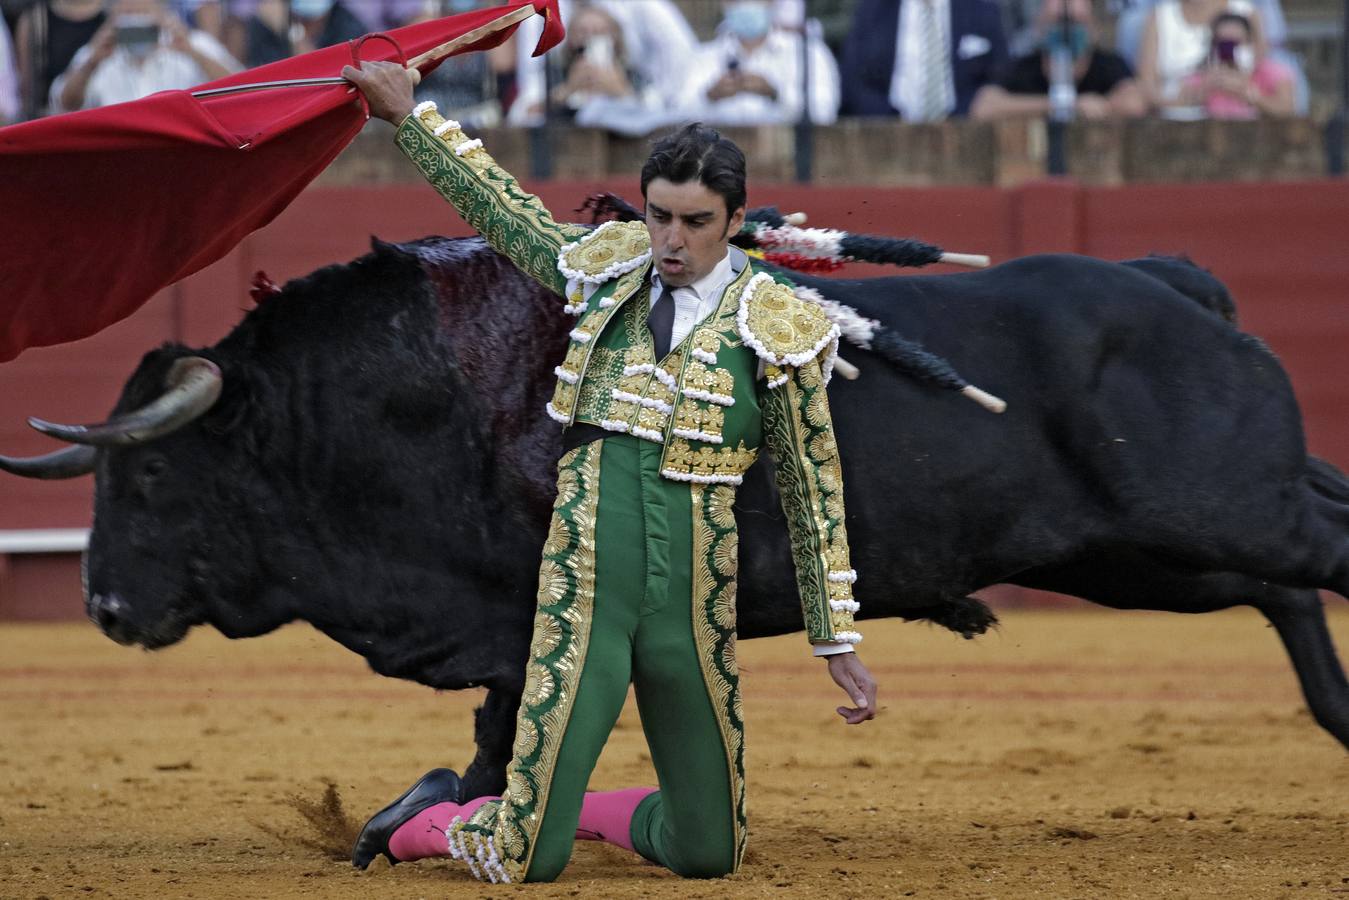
192;4;534;99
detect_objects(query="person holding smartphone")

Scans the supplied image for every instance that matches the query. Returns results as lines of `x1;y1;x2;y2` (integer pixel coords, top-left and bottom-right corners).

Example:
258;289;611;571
548;4;641;116
48;0;238;112
1178;12;1294;118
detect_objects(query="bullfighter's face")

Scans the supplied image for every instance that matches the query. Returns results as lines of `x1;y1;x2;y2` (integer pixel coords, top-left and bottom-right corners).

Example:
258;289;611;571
644;177;747;288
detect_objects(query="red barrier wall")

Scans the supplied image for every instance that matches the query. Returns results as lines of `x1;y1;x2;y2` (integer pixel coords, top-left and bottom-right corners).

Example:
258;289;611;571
2;179;1347;617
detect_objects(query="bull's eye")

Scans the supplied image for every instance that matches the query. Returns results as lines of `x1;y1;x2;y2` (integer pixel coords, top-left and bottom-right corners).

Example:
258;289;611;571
139;457;167;485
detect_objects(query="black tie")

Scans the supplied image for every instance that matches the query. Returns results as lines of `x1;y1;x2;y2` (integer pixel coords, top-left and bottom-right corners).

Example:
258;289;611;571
648;283;676;359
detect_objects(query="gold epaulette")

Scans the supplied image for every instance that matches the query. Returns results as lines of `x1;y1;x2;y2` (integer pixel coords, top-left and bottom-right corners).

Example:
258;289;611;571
736;272;839;368
557;221;652;284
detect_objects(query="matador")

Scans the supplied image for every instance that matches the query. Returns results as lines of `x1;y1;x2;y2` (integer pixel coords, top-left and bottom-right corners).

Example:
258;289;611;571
342;60;879;884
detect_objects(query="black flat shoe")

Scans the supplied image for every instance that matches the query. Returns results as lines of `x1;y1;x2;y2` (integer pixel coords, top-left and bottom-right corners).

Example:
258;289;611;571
351;768;463;870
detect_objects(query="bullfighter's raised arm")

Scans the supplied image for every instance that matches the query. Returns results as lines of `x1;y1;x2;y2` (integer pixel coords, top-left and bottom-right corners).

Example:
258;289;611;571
394;105;587;298
343;58;585;298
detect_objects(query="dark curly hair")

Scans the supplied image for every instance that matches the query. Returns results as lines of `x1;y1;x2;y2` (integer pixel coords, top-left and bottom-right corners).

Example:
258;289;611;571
640;123;747;218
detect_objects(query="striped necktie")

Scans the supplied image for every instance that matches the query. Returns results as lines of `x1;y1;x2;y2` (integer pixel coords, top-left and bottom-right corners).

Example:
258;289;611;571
648;283;677;359
919;0;950;122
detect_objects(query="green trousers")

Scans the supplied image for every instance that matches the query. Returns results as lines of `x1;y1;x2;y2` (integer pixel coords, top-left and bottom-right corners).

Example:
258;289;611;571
449;436;747;883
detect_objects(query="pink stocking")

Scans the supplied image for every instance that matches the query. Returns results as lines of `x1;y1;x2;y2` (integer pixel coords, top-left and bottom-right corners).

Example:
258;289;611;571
388;796;494;862
574;788;657;853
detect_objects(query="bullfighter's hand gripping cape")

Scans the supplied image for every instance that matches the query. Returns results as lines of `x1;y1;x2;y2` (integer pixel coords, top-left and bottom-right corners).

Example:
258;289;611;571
0;0;563;364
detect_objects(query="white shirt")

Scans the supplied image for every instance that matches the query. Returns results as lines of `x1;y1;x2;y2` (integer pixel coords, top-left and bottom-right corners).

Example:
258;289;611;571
889;0;957;122
649;247;740;347
0;18;18;124
679;29;840;126
51;31;239;112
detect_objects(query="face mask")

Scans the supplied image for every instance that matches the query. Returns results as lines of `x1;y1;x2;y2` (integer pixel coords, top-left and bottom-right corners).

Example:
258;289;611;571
724;2;771;41
291;0;335;19
1042;22;1090;60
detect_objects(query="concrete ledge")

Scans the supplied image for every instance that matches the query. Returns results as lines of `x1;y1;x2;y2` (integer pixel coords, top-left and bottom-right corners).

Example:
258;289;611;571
317;117;1346;189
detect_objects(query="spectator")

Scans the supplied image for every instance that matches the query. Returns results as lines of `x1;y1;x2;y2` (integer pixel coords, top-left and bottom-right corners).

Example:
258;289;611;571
1115;0;1284;65
548;4;644;117
400;0;513;130
50;0;238;112
243;0;367;68
1178;11;1293;118
508;0;697;126
14;0;107;118
0;16;18;122
1135;0;1265;116
678;0;839;126
171;0;225;42
970;0;1145;120
838;0;1007;121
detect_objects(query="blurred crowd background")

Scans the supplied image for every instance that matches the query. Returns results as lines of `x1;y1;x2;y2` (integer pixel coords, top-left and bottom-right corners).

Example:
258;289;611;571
0;0;1341;126
0;0;1343;186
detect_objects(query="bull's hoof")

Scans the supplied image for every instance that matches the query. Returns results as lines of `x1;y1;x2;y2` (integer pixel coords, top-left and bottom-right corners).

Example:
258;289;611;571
351;768;463;870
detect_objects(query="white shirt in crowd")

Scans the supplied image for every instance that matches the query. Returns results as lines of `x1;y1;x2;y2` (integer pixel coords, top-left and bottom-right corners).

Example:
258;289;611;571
51;30;239;112
0;18;19;123
889;0;957;122
1151;0;1256;102
679;29;840;126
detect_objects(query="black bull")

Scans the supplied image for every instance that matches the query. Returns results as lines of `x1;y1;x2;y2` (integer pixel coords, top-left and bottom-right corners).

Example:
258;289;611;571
4;238;1346;801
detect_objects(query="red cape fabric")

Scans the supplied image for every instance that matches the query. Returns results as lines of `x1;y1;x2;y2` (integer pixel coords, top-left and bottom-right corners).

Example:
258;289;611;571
0;0;561;363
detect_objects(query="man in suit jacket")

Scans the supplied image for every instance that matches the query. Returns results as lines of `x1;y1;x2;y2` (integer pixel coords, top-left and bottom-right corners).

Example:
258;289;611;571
839;0;1008;119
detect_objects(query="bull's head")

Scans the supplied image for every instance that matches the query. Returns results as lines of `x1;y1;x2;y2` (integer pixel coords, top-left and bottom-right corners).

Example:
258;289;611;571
0;354;234;648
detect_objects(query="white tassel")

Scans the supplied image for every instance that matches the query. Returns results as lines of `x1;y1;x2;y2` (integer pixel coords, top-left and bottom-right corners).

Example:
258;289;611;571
681;387;735;407
671;427;724;445
660;468;744;485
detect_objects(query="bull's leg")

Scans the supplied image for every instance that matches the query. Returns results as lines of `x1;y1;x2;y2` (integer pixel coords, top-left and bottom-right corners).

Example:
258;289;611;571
460;687;521;801
1260;592;1349;746
1015;550;1349;750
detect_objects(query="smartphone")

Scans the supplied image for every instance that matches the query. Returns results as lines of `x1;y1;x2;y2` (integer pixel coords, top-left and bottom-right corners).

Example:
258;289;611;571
115;15;160;48
1215;39;1238;67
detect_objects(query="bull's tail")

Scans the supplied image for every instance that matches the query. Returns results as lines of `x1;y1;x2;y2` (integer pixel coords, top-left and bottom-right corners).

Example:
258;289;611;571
901;595;999;639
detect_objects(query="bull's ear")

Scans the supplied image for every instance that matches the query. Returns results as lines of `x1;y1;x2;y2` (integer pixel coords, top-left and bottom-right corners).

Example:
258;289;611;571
200;370;250;437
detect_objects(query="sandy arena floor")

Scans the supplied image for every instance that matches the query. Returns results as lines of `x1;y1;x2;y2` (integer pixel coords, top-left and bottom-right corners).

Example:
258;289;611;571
1;607;1346;899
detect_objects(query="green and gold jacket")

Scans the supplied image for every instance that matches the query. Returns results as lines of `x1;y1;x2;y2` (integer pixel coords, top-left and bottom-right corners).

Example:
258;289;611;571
396;104;860;646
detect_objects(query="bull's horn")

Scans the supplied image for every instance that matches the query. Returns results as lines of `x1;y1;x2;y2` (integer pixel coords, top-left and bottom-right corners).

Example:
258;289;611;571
0;445;98;479
29;357;223;447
